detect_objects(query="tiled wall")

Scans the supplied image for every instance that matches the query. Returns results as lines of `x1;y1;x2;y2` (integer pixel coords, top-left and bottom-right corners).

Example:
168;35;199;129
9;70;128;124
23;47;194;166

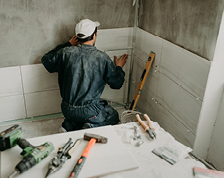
0;27;211;148
0;28;133;122
131;28;211;148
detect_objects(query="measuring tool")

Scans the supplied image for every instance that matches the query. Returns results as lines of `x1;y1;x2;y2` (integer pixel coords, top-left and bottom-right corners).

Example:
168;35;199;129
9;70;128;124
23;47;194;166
130;51;155;110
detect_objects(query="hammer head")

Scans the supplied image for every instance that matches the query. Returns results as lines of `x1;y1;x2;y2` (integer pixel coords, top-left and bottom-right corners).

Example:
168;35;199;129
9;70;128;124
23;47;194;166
84;133;108;144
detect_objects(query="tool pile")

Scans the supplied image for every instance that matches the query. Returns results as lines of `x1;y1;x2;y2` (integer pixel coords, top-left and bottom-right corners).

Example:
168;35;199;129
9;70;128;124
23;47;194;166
0;124;107;178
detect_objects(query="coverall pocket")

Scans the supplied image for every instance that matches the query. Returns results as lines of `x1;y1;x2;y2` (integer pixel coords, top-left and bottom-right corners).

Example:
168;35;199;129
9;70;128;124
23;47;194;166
85;109;106;124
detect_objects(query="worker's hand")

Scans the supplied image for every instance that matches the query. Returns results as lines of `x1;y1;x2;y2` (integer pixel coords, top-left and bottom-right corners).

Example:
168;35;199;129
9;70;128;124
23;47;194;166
114;54;128;68
69;35;79;46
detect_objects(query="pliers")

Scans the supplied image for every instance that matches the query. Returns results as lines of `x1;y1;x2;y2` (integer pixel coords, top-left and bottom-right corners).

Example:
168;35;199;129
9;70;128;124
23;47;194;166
136;114;156;139
45;138;81;178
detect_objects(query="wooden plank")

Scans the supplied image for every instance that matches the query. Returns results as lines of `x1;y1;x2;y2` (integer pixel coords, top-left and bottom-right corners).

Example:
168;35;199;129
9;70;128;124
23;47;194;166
21;64;58;94
0;95;26;122
25;90;61;118
0;66;23;97
160;40;211;100
156;73;202;134
1;126;138;178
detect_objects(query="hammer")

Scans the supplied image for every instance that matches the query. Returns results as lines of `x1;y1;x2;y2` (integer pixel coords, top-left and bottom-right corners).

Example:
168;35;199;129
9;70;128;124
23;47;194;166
68;133;108;178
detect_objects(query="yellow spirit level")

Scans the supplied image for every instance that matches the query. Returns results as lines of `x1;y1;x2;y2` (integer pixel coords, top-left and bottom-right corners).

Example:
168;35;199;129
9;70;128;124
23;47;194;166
130;51;155;110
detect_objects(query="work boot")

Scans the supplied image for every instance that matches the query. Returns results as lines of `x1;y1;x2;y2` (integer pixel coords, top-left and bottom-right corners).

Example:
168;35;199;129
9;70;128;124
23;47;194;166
82;123;93;129
62;120;76;132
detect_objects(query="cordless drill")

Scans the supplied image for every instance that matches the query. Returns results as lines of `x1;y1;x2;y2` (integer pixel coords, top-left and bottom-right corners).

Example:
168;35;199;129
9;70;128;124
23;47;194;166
0;124;55;177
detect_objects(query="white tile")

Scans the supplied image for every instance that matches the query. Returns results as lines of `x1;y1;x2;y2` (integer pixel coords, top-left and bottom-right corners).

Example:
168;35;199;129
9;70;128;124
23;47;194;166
25;90;61;117
135;28;163;70
106;49;132;81
134;88;155;119
0;66;23;97
101;80;129;104
160;40;211;99
96;28;133;51
0;95;26;122
153;102;195;148
156;73;202;134
21;64;59;94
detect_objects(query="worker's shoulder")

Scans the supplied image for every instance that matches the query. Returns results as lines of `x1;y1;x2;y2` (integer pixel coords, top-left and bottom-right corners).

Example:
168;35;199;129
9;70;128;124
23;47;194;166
94;48;111;60
59;46;81;55
63;45;78;52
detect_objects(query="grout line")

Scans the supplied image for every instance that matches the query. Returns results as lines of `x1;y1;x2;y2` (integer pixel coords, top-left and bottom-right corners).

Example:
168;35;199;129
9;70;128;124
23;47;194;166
132;53;203;102
0;93;25;99
159;71;203;101
0;113;64;126
180;85;202;101
158;38;164;71
137;28;210;61
23;88;60;95
155;100;196;136
160;72;180;86
131;76;196;136
19;66;28;118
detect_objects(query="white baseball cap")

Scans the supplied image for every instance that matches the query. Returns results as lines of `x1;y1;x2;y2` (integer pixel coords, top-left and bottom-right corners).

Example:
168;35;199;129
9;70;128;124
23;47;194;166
75;19;100;39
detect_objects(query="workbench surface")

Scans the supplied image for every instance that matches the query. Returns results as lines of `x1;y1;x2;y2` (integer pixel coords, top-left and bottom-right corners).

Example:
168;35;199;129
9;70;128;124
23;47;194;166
0;122;206;178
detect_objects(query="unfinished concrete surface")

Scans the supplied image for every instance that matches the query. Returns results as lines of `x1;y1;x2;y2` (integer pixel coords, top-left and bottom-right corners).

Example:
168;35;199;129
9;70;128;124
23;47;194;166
0;0;134;68
0;107;127;139
139;0;224;60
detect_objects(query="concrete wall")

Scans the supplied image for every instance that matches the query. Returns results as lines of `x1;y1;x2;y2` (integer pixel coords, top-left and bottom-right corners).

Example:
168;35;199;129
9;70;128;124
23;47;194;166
138;0;224;60
0;0;134;68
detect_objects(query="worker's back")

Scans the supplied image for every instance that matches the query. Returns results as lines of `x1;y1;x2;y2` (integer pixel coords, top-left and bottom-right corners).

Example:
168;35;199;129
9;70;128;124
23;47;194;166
58;43;109;106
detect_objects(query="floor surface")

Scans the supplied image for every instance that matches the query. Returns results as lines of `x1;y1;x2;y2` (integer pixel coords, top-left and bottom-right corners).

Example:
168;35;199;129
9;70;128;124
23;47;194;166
0;106;139;139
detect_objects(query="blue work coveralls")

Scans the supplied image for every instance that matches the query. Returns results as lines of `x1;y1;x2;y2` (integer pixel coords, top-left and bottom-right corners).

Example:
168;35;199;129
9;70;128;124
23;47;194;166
41;42;125;131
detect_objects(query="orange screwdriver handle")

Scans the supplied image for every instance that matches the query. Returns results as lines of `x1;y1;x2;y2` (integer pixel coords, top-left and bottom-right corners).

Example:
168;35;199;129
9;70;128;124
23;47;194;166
136;114;149;131
69;138;96;178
